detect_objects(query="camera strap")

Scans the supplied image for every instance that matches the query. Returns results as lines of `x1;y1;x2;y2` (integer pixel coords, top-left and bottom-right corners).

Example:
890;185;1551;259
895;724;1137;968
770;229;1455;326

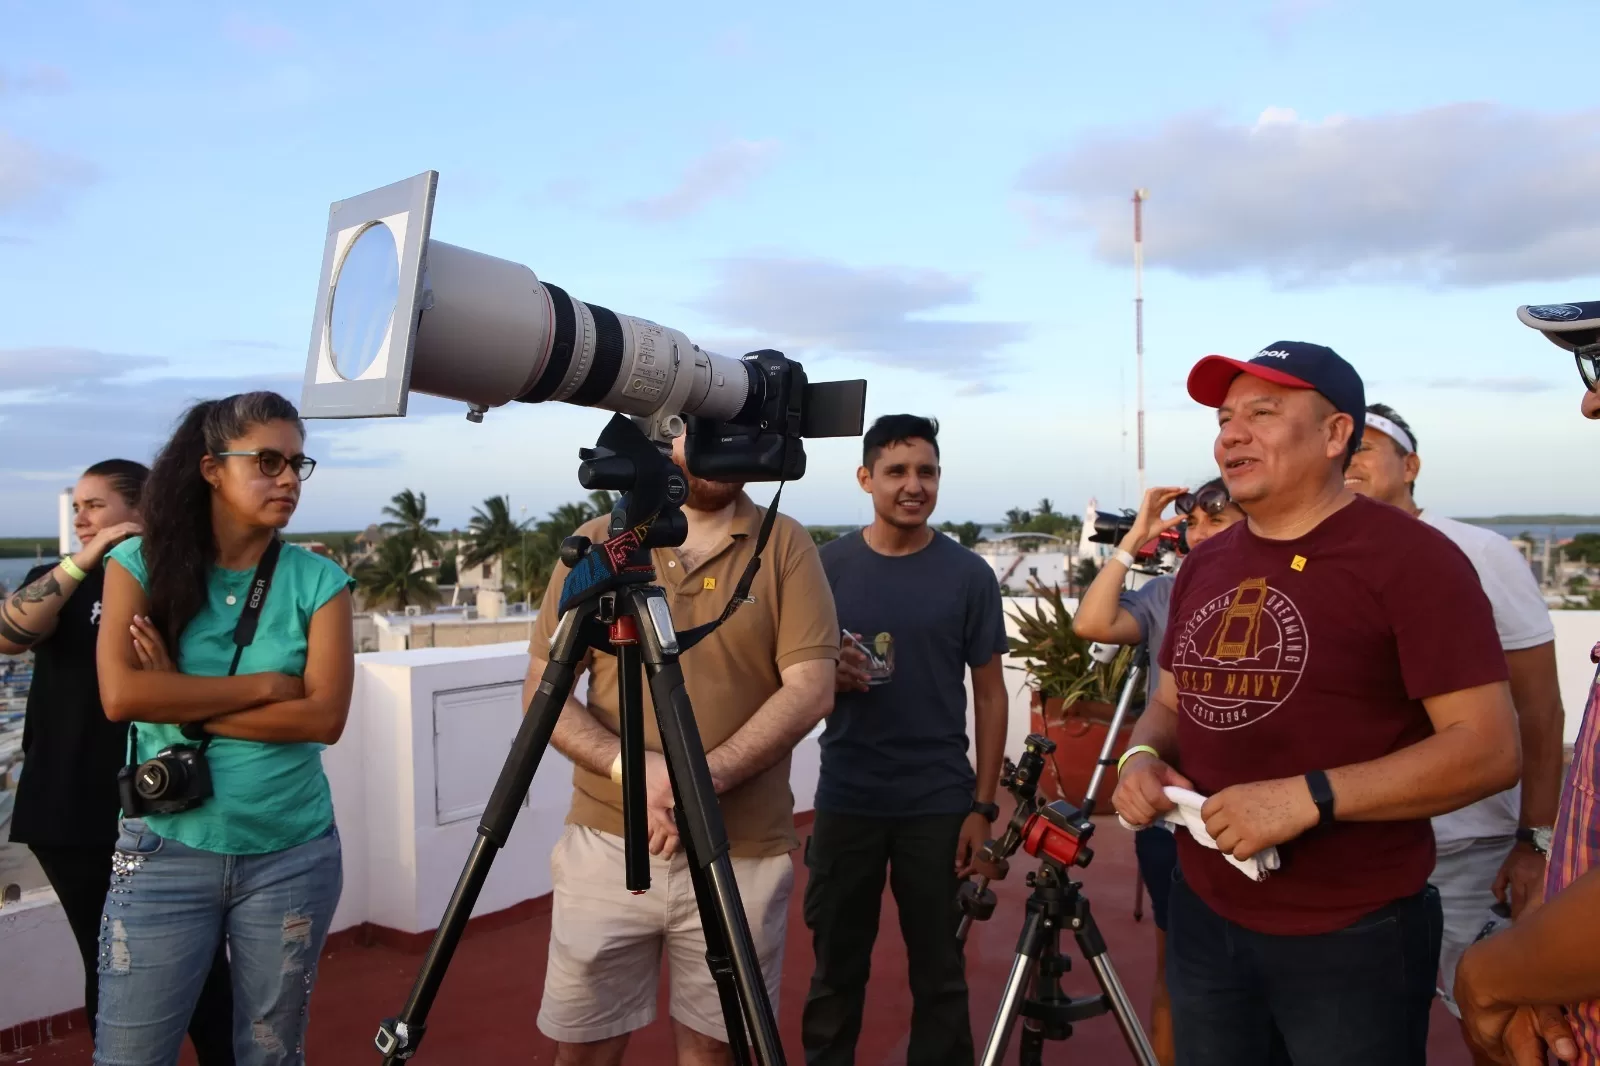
132;537;285;758
677;484;784;654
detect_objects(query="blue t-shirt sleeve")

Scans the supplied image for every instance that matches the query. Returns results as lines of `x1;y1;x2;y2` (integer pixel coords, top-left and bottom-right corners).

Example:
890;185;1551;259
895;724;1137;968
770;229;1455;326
1118;574;1174;652
964;560;1009;668
106;536;149;589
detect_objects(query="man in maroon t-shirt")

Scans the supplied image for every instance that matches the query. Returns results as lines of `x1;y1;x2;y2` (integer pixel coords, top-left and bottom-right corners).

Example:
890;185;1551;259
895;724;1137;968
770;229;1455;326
1112;340;1521;1066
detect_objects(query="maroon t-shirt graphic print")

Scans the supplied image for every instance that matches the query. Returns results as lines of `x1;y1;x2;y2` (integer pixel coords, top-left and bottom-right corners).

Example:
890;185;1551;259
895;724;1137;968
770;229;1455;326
1158;495;1508;936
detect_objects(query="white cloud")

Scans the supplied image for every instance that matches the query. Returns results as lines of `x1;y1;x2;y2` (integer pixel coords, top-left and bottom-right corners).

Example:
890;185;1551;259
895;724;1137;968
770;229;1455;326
0;347;164;391
697;257;1027;380
0;130;96;217
1020;103;1600;287
623;139;779;222
0;350;321;499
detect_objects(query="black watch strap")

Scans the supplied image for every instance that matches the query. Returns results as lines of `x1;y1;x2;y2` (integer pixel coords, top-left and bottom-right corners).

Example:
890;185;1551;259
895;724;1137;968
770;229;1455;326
1305;770;1336;828
972;800;1000;822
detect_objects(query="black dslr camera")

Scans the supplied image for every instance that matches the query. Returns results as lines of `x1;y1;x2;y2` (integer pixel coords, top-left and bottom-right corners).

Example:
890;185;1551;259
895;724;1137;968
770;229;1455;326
685;349;867;483
117;734;214;816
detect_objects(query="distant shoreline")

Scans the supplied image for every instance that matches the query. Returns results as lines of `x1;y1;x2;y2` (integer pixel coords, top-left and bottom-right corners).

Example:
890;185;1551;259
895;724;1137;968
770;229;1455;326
4;517;1599;558
1457;516;1600;527
0;531;352;559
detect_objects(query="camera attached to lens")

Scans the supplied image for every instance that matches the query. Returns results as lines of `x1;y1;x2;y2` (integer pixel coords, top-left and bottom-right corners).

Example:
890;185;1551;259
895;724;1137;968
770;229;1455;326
299;171;866;485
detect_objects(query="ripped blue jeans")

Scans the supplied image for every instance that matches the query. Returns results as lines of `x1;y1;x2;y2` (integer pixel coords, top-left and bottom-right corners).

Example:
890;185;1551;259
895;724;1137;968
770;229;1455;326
95;819;342;1066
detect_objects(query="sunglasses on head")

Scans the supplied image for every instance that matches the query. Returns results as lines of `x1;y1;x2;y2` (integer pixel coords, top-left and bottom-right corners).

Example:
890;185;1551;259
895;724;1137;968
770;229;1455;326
1175;485;1230;518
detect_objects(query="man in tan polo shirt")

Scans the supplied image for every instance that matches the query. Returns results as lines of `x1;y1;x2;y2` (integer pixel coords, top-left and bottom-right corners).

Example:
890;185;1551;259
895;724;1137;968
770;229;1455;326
527;431;839;1066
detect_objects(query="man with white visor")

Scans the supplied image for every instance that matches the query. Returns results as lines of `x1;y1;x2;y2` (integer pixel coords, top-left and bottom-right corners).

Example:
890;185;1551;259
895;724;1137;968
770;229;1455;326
1344;402;1565;1066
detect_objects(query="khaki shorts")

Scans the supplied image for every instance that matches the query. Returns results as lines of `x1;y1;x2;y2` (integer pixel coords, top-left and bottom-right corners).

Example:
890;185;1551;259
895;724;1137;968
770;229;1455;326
537;825;795;1044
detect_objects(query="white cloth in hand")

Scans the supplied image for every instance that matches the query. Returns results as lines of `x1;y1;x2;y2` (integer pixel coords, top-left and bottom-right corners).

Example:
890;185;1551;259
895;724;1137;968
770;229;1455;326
1119;785;1282;882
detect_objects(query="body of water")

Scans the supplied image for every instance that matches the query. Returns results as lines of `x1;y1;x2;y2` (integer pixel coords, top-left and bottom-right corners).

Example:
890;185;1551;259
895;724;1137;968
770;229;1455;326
0;557;46;593
1475;523;1600;541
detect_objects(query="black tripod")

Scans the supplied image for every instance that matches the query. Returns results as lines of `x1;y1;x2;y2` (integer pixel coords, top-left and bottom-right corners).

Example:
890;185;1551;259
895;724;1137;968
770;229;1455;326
958;736;1157;1066
373;414;783;1065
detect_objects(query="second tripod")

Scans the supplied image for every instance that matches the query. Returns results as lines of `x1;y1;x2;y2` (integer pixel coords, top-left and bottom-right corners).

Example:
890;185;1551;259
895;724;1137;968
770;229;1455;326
958;736;1158;1066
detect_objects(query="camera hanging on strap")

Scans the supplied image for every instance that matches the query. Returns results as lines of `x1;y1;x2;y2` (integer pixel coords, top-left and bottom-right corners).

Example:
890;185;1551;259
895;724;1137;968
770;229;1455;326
117;538;285;817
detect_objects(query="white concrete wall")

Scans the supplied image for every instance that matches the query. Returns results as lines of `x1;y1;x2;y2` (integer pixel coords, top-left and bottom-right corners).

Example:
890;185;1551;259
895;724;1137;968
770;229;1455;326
8;606;1600;1030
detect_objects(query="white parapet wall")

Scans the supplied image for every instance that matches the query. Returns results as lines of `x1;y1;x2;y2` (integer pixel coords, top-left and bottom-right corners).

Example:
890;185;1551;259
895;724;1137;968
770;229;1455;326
8;606;1600;1030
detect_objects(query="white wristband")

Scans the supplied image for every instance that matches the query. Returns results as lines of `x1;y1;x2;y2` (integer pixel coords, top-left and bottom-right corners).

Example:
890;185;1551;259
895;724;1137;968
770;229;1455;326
1113;549;1137;569
609;752;624;785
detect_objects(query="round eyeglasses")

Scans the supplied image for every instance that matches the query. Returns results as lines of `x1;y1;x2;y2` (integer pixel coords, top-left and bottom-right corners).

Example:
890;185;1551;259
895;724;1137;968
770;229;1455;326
214;450;317;481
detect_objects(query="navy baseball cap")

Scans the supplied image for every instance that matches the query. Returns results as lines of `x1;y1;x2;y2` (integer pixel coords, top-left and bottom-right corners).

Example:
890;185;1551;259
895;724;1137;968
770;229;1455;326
1188;341;1366;442
1518;301;1600;351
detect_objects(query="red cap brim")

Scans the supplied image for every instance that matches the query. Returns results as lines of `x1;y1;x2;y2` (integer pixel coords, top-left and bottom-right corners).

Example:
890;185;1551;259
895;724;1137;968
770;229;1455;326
1187;355;1316;408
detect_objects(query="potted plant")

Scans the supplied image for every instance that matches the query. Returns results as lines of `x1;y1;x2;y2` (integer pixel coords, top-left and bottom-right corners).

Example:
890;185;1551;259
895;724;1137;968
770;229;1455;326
1006;581;1140;809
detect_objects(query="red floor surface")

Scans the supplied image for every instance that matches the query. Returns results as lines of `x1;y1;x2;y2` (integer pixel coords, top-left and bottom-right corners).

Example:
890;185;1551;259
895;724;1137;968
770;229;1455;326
6;820;1470;1065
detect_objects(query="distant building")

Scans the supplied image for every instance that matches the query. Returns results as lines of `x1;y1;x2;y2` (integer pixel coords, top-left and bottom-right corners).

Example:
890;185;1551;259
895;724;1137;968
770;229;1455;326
371;604;536;652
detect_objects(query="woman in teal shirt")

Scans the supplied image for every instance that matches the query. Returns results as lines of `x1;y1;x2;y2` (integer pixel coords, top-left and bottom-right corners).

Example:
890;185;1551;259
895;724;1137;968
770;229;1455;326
96;391;354;1066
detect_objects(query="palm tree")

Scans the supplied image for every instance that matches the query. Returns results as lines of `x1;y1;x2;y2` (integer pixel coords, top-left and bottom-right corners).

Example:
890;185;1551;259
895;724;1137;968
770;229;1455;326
381;489;441;566
324;535;360;571
1036;498;1059;519
355;536;441;611
463;495;528;576
512;493;621;604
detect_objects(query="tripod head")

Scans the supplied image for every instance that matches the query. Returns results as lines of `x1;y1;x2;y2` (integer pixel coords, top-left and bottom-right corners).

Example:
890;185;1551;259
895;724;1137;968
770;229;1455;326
957;734;1096;937
556;414;691;617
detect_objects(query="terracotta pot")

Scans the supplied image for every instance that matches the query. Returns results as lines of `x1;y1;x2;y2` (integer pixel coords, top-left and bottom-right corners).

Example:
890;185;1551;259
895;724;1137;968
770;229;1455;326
1029;694;1133;810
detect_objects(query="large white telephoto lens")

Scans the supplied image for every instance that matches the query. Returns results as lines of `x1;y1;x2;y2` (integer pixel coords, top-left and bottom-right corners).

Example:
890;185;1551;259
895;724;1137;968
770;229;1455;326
301;171;756;438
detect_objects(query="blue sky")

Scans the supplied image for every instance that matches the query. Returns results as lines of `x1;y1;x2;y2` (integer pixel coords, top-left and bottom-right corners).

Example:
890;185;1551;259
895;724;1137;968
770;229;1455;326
3;0;1599;536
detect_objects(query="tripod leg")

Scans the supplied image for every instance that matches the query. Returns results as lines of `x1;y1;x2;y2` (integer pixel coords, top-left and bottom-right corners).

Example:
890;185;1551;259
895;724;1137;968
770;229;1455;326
1081;658;1144;817
628;588;785;1066
1072;894;1160;1066
979;904;1047;1066
616;643;650;892
671;794;755;1066
374;609;586;1063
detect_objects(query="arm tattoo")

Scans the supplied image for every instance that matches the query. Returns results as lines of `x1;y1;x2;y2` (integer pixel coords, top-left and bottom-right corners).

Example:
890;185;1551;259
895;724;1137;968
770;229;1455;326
0;571;64;648
0;604;42;646
11;571;63;607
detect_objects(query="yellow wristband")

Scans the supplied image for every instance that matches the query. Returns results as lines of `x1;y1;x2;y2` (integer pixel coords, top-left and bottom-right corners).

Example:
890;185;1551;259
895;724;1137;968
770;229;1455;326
59;556;88;582
1117;745;1161;775
610;752;624;785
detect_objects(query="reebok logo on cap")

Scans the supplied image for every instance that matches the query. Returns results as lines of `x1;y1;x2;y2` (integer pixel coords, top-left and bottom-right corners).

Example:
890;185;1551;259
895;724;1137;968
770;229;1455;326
1186;339;1367;452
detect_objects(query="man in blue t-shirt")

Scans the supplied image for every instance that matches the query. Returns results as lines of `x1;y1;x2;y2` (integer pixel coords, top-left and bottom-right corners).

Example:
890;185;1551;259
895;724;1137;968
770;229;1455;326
802;414;1010;1066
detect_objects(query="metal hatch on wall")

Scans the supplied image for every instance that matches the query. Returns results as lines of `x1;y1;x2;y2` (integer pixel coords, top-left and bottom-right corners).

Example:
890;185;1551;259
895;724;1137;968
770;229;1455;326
432;682;529;826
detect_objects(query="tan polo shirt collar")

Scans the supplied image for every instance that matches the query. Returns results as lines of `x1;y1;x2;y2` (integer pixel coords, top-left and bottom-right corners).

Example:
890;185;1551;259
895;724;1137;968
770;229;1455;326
660;490;760;588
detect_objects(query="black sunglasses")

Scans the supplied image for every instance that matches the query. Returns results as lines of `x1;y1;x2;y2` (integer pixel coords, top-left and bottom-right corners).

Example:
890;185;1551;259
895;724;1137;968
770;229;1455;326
214;449;317;481
1576;343;1600;391
1175;485;1230;518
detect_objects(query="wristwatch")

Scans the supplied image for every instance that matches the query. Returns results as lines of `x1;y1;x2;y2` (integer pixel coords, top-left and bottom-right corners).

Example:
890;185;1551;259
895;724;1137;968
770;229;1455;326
1516;826;1554;856
972;800;1000;823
